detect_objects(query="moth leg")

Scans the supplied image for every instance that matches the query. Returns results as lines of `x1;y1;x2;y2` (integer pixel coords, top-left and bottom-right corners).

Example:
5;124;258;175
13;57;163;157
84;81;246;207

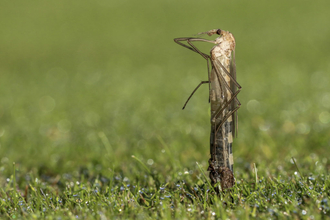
212;59;241;99
211;88;241;143
174;38;216;106
212;57;241;137
211;59;241;121
215;103;241;135
185;38;214;96
210;71;241;163
214;89;241;121
174;38;213;74
214;59;241;90
174;38;216;57
182;81;209;109
174;38;210;59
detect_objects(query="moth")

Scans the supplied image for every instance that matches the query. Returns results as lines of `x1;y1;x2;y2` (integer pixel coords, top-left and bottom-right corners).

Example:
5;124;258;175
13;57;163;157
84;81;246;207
174;29;241;189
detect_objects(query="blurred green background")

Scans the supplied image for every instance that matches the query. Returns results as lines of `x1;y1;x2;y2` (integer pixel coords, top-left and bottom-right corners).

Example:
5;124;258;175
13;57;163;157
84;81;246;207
0;0;330;180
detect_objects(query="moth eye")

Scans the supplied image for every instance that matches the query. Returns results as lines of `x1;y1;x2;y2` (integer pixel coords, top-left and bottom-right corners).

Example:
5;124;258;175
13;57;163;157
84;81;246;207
216;29;222;35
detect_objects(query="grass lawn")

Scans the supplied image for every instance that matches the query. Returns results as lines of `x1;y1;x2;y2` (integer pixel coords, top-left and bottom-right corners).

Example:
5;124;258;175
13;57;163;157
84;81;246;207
0;0;330;219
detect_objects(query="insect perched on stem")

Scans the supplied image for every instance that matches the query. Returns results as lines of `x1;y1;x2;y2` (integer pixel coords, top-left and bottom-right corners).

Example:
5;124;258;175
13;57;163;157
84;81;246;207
174;29;241;190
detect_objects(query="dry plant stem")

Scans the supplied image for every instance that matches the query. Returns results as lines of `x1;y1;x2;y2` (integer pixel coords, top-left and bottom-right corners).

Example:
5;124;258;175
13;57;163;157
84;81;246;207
174;29;241;190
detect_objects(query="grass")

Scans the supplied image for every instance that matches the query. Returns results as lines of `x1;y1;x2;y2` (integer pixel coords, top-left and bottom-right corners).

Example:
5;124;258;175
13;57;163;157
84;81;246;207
1;0;330;219
2;158;330;219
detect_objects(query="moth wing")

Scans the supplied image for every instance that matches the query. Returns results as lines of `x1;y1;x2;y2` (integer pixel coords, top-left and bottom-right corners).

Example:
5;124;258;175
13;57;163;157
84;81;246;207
230;49;238;137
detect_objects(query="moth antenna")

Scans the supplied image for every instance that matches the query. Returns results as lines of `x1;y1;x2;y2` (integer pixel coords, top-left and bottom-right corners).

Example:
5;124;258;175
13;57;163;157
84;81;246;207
193;32;208;37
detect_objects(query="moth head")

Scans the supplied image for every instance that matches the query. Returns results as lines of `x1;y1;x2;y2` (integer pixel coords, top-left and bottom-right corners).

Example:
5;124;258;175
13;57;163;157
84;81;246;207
196;29;222;37
207;29;222;36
